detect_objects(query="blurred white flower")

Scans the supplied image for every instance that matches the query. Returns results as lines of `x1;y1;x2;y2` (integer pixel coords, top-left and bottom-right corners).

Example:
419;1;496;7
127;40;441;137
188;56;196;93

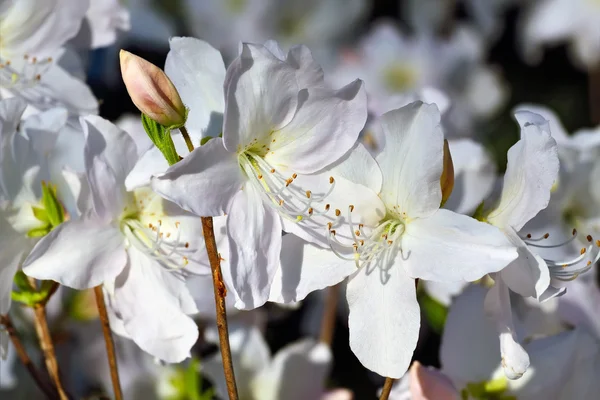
0;0;98;115
521;0;600;69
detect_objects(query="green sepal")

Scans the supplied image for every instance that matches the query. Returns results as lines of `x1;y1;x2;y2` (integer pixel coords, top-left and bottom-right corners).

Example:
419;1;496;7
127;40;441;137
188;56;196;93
11;272;57;307
41;181;64;228
142;112;186;166
27;225;52;238
473;201;487;223
199;136;213;146
142;113;180;166
418;290;448;334
32;206;50;224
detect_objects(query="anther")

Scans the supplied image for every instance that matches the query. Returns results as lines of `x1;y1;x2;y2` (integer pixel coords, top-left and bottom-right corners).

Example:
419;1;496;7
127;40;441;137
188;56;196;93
308;208;313;215
331;230;336;236
158;220;162;226
349;205;354;212
387;240;393;245
5;60;10;66
306;190;311;198
573;228;577;236
355;230;360;236
359;223;364;229
581;248;587;255
292;173;297;179
527;234;532;239
185;242;190;248
279;199;284;206
325;204;330;211
285;178;293;187
329;177;335;184
258;174;263;179
360;240;365;246
270;168;275;173
587;261;592;266
327;222;333;230
587;235;593;242
596;240;600;247
544;233;550;239
335;209;341;216
31;57;37;63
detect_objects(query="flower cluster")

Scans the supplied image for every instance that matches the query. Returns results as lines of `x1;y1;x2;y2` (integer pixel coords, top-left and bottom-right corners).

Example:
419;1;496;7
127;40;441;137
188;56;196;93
1;1;600;399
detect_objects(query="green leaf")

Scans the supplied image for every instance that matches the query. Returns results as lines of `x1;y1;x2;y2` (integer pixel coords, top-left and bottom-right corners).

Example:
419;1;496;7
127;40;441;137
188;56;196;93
31;206;49;224
199;136;213;146
27;225;51;237
41;181;64;228
13;271;33;292
418;291;448;334
142;113;180;166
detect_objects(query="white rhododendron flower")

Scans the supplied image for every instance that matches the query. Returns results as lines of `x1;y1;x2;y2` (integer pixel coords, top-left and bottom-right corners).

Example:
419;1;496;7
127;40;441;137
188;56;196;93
22;116;208;362
269;102;517;378
152;41;367;310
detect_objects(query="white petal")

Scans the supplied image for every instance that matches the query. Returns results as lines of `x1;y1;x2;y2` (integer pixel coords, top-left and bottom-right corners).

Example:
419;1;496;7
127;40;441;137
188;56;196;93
499;228;550;299
268;235;356;304
125;147;169;190
251;339;331;400
444;138;496;215
22;218;126;290
375;102;443;218
266;80;367;174
82;116;137;220
83;0;130;49
402;209;517;282
484;279;530;380
114;247;198;363
441;285;501;387
0;341;16;386
488;111;559;231
224;185;282;309
347;264;420;378
223;43;299;152
286;45;325;88
0;0;89;57
151;138;244;217
558;277;600;338
0;218;29;315
165;37;225;137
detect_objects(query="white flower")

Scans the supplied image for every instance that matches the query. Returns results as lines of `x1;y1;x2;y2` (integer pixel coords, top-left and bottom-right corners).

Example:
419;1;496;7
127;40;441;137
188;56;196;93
152;41;367;310
269;102;517;378
521;0;600;69
203;321;339;400
22;116;207;362
327;22;507;136
0;0;98;115
0;97;82;338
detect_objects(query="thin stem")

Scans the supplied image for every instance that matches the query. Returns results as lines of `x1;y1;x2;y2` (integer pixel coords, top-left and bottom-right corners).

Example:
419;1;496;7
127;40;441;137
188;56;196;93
0;315;58;399
319;285;339;345
94;286;123;400
32;304;68;400
201;216;239;400
379;377;396;400
180;126;194;153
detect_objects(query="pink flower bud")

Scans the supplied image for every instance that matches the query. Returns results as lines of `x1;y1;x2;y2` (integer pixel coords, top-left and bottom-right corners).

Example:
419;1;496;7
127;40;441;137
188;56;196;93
120;50;186;127
409;361;459;400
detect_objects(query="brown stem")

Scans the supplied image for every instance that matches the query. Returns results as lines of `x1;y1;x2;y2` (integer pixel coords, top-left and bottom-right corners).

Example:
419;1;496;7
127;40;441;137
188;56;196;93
379;377;396;400
93;286;123;400
180;126;195;153
32;305;68;400
0;315;59;399
319;285;339;345
201;216;239;400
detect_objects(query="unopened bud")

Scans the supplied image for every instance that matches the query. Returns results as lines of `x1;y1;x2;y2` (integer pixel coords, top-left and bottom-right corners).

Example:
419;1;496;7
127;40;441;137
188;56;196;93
120;50;186;127
440;139;454;207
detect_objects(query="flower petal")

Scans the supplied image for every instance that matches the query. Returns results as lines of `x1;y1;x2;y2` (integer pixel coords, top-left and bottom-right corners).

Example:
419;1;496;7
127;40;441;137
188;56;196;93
409;362;459;400
251;339;332;400
484;278;530;380
347;264;420;378
151;137;244;217
224;184;282;309
22;218;126;290
82;115;137;220
375;102;443;218
0;218;29;315
487;111;559;231
165;37;225;137
402;209;517;282
266;80;367;174
114;246;198;363
268;235;356;304
223;43;299;152
499;228;550;298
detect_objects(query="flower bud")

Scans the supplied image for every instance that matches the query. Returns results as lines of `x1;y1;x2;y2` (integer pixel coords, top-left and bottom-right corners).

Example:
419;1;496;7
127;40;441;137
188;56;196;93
120;50;186;127
440;139;455;207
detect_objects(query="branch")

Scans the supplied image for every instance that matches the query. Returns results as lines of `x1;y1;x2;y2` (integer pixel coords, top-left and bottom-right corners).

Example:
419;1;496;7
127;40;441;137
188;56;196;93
319;285;339;345
379;377;396;400
201;216;239;400
94;286;123;400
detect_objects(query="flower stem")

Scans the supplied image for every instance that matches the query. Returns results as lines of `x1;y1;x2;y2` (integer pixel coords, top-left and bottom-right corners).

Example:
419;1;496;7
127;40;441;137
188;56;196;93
32;303;68;400
319;285;339;345
0;314;59;399
94;286;123;400
180;126;194;153
379;377;396;400
201;216;239;400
